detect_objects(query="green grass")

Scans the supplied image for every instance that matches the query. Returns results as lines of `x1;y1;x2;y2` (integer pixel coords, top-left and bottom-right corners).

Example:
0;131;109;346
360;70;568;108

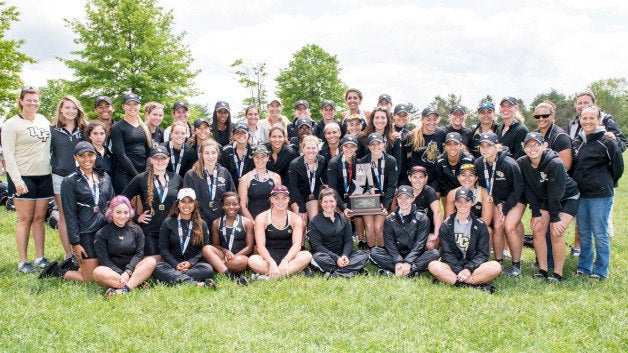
1;157;627;353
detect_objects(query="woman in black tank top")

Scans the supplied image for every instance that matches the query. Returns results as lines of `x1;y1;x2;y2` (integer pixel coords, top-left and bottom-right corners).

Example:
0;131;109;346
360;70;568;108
203;192;254;285
247;186;312;280
444;163;493;228
239;145;282;220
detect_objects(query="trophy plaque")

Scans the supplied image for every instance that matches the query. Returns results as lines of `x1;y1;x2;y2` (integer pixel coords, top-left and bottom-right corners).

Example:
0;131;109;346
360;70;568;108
348;163;382;215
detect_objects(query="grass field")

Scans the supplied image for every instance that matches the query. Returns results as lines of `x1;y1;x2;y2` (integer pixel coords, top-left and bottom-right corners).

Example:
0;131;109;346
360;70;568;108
0;159;627;353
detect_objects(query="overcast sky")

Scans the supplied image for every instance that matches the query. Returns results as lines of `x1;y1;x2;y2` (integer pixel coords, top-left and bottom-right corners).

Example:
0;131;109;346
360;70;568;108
6;0;628;114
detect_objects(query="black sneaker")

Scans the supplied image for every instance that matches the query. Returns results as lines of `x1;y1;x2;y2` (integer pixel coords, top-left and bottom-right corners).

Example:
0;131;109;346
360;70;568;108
533;270;548;280
547;273;562;282
301;267;313;277
224;270;237;281
204;278;217;290
357;268;369;276
377;269;393;277
479;284;496;294
60;255;79;271
39;261;66;278
236;275;249;286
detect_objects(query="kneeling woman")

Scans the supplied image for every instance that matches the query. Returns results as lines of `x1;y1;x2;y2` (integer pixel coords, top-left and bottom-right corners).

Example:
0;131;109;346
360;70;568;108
203;192;254;285
248;186;312;279
41;142;114;281
519;132;579;281
92;196;157;296
153;188;216;288
308;188;369;278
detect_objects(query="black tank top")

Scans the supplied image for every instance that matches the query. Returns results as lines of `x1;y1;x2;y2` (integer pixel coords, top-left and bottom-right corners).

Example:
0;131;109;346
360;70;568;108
248;172;275;219
218;216;247;254
265;211;293;263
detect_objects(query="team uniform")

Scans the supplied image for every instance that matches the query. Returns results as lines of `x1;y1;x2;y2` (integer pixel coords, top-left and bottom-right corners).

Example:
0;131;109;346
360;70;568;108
444;125;473;150
216;215;248;255
497;120;529;159
163;141;197;178
357;153;399;210
110;120;150;194
438;213;492;275
183;166;236;226
221;143;254;189
50;125;83;194
412;185;439;233
474;147;524;215
246;171;276;220
264;211;295;264
403;127;446;193
469;122;498;158
266;143;298;185
567;113;627;152
288;155;328;213
435;151;475;197
94;222;146;276
326;154;357;211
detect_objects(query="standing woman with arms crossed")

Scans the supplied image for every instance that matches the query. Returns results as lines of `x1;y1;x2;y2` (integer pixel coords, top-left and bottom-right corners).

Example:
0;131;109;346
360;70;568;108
248;186;312;280
50;95;88;260
122;145;182;261
2;87;53;273
109;93;152;194
239;145;282;221
40;142;114;281
183;139;236;226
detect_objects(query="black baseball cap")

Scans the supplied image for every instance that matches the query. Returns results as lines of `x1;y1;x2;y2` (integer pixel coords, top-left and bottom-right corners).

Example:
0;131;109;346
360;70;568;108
149;145;169;158
421;107;439;117
340;135;358;147
394;104;409;115
455;187;474;202
232;123;249;133
368;133;384;145
450;105;467;114
123;93;141;104
523;132;544;144
295;100;309;109
295;118;313;129
378;94;392;104
193;118;209;128
214;101;230;112
94;96;112;108
445;132;462;144
500;97;518;106
396;185;414;198
479;132;498;145
321;100;335;109
173;101;188;111
74;141;96;156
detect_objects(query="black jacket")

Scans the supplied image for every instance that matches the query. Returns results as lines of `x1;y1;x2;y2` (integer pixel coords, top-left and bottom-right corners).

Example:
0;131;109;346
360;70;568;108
439;213;490;274
469;122;498;158
162;141;197;178
572;129;624;198
266;143;299;184
534;124;572;154
221;143;254;188
357;152;399;210
518;150;580;222
307;212;353;260
436;151;475;196
567;113;626;152
288;155;328;213
326;154;357;210
183;166;236;225
50;126;84;176
444;125;473;150
474;147;523;214
159;217;210;268
61;169;114;245
497;120;529;159
383;207;431;264
94;223;145;275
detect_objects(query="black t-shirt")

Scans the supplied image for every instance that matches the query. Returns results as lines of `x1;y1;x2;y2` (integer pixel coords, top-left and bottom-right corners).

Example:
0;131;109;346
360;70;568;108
413;185;439;232
110;120;150;176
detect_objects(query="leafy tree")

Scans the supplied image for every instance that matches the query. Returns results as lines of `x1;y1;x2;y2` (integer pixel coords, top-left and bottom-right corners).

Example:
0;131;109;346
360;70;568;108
0;1;36;117
62;0;199;119
588;77;628;132
275;44;347;121
231;58;268;119
429;93;462;126
528;88;572;131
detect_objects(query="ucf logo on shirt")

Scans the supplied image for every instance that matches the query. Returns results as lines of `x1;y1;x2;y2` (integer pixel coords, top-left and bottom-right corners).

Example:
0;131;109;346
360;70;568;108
27;127;51;142
455;232;470;252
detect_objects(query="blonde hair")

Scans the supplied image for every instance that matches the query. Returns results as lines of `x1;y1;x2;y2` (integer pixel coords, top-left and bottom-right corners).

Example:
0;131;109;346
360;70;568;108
52;95;87;130
192;139;222;178
300;135;320;150
406;124;425;150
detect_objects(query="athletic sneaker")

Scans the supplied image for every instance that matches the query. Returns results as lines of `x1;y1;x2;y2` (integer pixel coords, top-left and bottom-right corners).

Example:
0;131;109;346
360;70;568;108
204;278;217;289
33;257;51;269
590;274;604;280
547;274;562;282
377;269;393;277
479;284;496;294
569;247;581;258
251;273;268;281
59;254;79;271
533;271;548;280
18;261;36;274
504;265;521;277
236;275;249;286
39;261;67;278
301;267;313;277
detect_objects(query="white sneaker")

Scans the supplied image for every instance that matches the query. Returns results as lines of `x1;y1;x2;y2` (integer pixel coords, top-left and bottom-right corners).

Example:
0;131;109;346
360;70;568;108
34;257;51;269
251;273;268;281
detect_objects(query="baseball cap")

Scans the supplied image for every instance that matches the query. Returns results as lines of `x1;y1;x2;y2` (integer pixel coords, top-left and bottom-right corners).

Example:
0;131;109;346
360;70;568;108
479;132;498;145
295;100;309;109
94;96;112;108
455;187;474;202
267;97;282;106
450;105;467;114
214;101;230;112
445;132;462;144
421;107;439;117
252;145;270;156
232;123;249;133
500;97;518;106
340;135;358;147
193;118;209;129
173;101;188;111
523;132;544;145
408;165;427;176
295;118;313;129
394;104;409;115
478;102;495;111
368;133;385;145
149;145;169;158
123;93;141;104
321;100;335;109
378;94;392;104
270;185;290;196
177;188;197;201
396;185;414;198
74;141;96;156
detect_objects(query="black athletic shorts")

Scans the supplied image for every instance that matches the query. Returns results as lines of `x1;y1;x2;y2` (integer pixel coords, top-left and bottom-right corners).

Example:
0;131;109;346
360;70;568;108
7;174;53;200
78;232;97;259
540;197;579;217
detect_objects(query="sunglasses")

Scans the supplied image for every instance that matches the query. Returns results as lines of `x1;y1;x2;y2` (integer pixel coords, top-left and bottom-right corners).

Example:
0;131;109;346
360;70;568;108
534;114;552;119
460;164;475;171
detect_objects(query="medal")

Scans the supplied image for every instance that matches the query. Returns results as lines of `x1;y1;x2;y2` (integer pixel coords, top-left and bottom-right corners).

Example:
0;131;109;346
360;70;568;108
487;195;493;203
159;204;165;210
344;193;349;199
83;172;100;214
93;206;100;213
154;174;169;211
209;201;214;208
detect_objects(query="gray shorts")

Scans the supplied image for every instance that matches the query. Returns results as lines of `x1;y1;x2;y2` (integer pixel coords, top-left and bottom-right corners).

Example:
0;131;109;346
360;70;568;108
52;173;64;195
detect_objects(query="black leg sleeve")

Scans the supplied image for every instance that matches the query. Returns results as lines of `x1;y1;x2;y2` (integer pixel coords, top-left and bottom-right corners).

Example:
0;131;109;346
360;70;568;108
369;247;396;272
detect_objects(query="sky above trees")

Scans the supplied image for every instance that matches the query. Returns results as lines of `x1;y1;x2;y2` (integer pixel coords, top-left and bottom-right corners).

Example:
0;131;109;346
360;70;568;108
6;0;628;113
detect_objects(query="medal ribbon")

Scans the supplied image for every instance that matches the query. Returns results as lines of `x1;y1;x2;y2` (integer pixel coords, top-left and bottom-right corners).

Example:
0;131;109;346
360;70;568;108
233;143;248;178
82;172;99;208
221;214;240;252
342;156;353;194
153;174;169;205
305;160;317;195
169;141;185;175
205;167;218;201
371;157;385;190
177;216;192;254
483;158;496;198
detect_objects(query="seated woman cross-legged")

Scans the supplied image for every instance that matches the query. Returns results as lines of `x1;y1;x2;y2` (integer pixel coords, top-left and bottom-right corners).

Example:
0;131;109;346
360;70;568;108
152;188;216;288
203;192;254;285
248;186;312;280
92;196;157;297
429;188;501;293
308;188;369;278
